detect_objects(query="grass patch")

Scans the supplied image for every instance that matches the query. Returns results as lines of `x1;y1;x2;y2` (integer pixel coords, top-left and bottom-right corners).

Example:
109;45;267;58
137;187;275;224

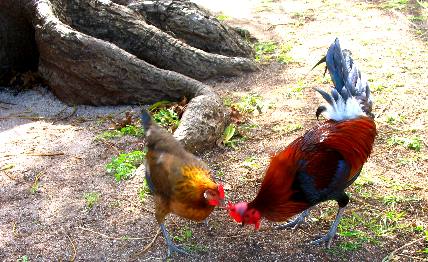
96;125;144;140
216;13;230;21
387;136;423;151
138;179;150;202
382;0;409;10
241;157;260;170
221;123;248;149
232;94;271;114
272;123;303;133
29;172;43;194
173;227;193;243
84;192;101;209
152;108;180;132
254;41;294;64
106;150;146;181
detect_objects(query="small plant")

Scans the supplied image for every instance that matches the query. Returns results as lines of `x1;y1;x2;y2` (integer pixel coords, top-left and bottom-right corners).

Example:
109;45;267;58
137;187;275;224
233;94;268;114
119;125;144;137
387;136;422;151
138;179;151;202
96;125;144;140
30;172;43;194
222;124;237;148
17;256;29;262
216;13;230;21
241;157;260;170
173;227;193;243
152;108;180;131
106;150;146;181
84;192;101;209
382;0;409;10
254;41;294;64
273;123;303;133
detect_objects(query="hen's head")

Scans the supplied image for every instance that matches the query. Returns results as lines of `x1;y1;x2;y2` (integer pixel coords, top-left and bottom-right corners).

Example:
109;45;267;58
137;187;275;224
204;183;225;206
227;202;261;229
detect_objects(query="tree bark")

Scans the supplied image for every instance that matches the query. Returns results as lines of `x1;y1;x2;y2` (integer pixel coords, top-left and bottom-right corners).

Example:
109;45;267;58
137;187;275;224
0;0;257;151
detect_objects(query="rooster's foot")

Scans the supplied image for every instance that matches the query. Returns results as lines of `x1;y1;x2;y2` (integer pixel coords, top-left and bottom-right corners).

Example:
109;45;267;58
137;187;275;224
276;208;311;230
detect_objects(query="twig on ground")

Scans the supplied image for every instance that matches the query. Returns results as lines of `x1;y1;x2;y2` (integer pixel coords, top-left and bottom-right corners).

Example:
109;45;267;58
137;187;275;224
267;23;289;30
26;152;64;156
66;234;77;262
382;236;425;262
76;226;152;241
130;227;162;259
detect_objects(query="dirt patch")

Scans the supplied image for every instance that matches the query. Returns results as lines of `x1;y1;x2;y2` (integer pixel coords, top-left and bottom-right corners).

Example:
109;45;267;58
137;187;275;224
1;0;427;261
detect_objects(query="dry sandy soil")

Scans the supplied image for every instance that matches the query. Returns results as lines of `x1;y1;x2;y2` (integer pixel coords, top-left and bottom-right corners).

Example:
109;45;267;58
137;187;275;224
1;0;427;261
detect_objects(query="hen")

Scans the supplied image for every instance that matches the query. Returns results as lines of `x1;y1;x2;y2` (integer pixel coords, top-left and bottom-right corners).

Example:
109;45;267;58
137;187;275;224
140;109;224;257
228;38;377;247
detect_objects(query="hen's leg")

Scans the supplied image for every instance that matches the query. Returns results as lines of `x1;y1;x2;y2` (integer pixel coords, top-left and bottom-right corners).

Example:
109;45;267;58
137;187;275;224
276;207;312;230
310;207;345;248
160;224;189;257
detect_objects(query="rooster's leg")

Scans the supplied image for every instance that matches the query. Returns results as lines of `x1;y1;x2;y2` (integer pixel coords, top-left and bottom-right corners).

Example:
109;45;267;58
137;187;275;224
276;207;312;230
310;207;345;248
160;224;189;257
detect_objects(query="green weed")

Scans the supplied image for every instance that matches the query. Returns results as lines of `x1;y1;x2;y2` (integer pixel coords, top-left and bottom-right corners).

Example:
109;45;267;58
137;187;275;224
272;123;303;133
233;94;270;114
138;179;150;202
152;108;180;131
96;125;144;140
106;150;146;181
17;256;29;262
387;136;422;151
216;13;230;21
254;41;294;64
30;172;43;194
241;157;260;170
84;192;101;209
382;0;409;10
174;227;193;243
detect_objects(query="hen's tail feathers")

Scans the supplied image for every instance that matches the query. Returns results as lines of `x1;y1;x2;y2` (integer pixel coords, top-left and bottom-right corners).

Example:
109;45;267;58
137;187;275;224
313;38;373;121
141;108;153;132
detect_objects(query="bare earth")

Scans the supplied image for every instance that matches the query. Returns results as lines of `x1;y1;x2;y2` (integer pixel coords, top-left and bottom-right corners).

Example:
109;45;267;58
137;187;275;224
1;0;427;261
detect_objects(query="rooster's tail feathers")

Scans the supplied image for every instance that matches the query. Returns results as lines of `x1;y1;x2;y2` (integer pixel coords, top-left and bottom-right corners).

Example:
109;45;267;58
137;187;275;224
314;38;373;121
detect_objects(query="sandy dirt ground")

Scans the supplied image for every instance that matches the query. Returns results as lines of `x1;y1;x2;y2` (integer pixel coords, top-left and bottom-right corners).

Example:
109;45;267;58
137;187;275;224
1;0;427;261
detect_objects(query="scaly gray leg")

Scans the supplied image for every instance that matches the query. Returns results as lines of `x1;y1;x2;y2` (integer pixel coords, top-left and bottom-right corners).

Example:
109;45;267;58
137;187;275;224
276;207;312;230
160;224;189;257
310;207;345;248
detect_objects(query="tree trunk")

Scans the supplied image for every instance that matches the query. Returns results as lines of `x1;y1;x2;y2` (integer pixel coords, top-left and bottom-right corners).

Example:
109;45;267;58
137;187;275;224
0;0;258;152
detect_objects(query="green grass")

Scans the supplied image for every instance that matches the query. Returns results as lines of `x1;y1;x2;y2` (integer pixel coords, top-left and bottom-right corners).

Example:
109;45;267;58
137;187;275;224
106;150;146;181
17;256;29;262
152;108;180;131
241;157;260;170
96;125;144;140
173;227;193;243
382;0;409;10
216;13;230;21
138;179;150;202
387;136;423;151
254;41;294;64
84;192;101;209
272;123;303;133
233;94;270;114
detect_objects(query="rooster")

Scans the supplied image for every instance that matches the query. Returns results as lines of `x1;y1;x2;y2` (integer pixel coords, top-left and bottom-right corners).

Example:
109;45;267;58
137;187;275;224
140;109;225;257
228;38;377;247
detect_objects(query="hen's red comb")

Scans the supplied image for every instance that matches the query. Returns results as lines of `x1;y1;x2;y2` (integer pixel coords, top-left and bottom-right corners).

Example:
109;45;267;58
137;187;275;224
218;183;225;199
